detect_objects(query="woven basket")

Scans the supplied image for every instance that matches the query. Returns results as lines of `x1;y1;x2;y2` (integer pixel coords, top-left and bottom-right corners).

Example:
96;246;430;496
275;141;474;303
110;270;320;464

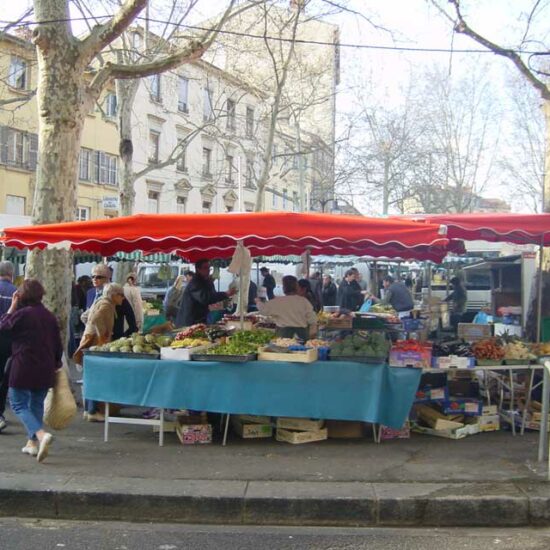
44;368;77;430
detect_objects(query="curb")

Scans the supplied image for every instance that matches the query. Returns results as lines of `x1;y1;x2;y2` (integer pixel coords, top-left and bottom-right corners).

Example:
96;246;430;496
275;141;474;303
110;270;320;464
0;474;548;527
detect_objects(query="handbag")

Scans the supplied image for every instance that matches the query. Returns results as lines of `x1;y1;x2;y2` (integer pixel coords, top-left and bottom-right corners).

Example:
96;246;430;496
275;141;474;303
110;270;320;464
43;368;77;430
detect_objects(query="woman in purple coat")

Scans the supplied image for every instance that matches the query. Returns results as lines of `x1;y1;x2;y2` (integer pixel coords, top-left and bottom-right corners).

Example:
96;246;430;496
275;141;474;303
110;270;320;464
0;279;62;463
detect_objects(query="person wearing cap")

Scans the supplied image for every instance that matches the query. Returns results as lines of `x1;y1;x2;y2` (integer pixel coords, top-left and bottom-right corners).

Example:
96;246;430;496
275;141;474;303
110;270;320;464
0;261;16;432
369;275;414;317
83;264;137;339
124;272;144;331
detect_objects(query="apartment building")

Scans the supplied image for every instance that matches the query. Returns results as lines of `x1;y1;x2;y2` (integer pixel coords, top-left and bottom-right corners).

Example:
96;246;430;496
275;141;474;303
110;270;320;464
0;33;121;224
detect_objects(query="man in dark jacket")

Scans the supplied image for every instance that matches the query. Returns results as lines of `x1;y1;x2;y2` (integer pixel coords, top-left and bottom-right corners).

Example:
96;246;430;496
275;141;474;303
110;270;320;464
260;267;276;300
0;261;16;432
337;269;364;311
321;274;338;307
178;259;237;327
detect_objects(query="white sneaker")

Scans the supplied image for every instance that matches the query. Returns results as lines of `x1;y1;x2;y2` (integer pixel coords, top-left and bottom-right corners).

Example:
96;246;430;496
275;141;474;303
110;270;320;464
22;444;38;457
37;433;53;463
86;413;105;423
0;415;6;432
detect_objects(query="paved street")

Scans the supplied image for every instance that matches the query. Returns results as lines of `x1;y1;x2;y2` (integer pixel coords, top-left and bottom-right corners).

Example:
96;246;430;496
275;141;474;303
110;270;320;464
1;519;550;550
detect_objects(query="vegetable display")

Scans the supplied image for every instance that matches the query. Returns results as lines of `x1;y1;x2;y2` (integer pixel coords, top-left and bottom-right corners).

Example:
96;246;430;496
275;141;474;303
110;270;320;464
472;339;505;360
330;332;390;358
204;329;274;356
90;332;172;354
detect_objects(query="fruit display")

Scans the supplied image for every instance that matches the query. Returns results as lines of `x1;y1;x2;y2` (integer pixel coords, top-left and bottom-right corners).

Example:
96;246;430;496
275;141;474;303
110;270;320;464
90;332;171;354
305;339;330;348
472;339;505;361
532;342;550;356
170;338;210;349
317;311;353;325
369;304;396;314
175;324;208;340
392;339;429;352
502;340;535;361
330;332;390;358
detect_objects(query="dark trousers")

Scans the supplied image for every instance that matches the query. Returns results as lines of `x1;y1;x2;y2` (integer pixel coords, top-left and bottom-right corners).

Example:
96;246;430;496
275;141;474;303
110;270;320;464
276;326;308;341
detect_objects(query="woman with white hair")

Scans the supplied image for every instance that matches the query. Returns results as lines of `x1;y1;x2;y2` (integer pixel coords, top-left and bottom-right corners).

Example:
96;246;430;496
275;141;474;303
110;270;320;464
74;283;125;422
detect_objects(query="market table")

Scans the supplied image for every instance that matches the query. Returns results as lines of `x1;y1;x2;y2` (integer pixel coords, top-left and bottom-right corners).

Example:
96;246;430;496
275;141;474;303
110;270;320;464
83;356;422;445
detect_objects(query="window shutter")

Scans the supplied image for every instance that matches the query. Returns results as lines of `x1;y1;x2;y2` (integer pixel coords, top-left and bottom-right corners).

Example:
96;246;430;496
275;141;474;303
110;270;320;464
99;152;108;183
92;150;100;182
28;133;38;171
0;127;9;164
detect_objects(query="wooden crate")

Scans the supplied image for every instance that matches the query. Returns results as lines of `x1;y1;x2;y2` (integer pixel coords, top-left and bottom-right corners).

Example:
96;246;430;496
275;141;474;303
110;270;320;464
231;418;273;439
276;417;325;431
258;347;318;363
276;427;328;444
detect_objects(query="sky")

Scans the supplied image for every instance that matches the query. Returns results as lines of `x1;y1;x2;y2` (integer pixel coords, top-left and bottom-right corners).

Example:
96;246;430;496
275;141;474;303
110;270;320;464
2;1;548;212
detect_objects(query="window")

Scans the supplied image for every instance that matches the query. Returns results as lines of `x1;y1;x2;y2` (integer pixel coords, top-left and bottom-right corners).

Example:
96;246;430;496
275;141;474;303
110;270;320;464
178;76;189;113
76;206;90;221
148;190;160;213
176;138;187;172
245;158;255;188
225;204;234;213
176;196;186;213
272;190;278;208
244;202;254;213
104;93;117;118
8;57;28;90
282;188;288;209
149;130;160;164
79;148;92;181
202;147;212;178
5;195;25;215
91;151;118;185
226;99;236;131
202;201;211;214
131;32;142;52
203;88;213;121
225;154;235;184
246;107;254;137
0;127;38;170
149;74;161;103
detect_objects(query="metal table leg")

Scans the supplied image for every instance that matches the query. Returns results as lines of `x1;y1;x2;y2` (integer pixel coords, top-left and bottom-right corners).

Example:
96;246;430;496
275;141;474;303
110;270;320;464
222;414;230;446
104;402;109;443
509;369;516;436
538;363;550;462
159;408;164;447
521;368;536;436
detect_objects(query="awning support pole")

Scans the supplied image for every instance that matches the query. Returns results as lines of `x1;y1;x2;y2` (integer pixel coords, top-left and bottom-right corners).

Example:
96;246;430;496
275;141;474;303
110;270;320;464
537;238;544;343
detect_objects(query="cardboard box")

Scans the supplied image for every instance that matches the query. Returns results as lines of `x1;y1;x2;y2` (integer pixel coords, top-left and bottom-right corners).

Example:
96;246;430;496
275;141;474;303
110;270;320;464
153;421;176;433
415;386;448;403
412;422;480;440
176;423;212;445
482;405;498;416
442;398;483;417
432;356;476;370
416;404;464;430
276;417;325;431
175;411;208;425
379;422;410;440
258;347;318;363
477;414;500;432
389;348;432;369
457;323;493;342
276;428;328;444
325;420;365;439
231;418;273;439
160;344;213;361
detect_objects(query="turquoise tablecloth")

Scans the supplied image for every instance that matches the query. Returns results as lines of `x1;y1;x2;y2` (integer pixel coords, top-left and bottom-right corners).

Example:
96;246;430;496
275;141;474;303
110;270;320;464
83;357;421;428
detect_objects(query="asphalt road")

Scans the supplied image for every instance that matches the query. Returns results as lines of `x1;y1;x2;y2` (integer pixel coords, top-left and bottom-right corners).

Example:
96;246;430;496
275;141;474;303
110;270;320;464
1;519;550;550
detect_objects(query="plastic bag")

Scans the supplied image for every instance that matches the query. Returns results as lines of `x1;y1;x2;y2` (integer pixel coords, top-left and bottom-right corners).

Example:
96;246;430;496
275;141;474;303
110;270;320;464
360;299;372;313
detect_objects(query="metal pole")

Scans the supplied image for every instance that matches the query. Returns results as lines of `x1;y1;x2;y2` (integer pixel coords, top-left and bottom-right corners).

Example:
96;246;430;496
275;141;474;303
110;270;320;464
537;239;544;343
538;362;550;462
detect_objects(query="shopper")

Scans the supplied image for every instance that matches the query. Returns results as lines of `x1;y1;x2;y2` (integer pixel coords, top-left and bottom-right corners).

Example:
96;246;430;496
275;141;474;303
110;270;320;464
0;261;16;433
0;279;62;462
298;279;321;313
124;272;144;331
256;275;317;340
177;260;237;327
165;270;193;321
321;274;338;307
445;276;468;328
75;283;126;422
260;267;276;300
337;269;364;311
369;275;414;316
84;264;137;340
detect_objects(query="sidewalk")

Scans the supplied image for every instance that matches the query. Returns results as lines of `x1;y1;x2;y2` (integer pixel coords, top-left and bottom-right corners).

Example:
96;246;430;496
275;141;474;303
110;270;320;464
1;409;549;526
